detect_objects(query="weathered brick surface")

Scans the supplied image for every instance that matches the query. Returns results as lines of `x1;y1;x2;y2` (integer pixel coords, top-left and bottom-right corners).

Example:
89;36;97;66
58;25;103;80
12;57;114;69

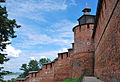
71;52;94;78
94;0;118;49
54;52;72;82
74;24;95;53
39;63;54;82
94;0;120;82
72;20;95;78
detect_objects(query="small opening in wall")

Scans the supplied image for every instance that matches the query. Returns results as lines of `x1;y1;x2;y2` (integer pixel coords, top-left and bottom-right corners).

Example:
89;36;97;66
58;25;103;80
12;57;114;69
61;55;63;59
50;63;52;68
46;65;47;69
32;73;33;77
87;24;90;29
35;73;37;77
66;53;68;58
79;26;81;32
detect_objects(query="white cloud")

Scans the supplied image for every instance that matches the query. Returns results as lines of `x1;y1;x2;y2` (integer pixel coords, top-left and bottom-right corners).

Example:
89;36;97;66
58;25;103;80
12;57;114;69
30;56;35;60
14;19;76;49
49;19;77;33
3;45;21;58
6;0;77;22
59;48;68;53
28;50;58;61
6;0;68;22
70;0;77;6
40;56;47;59
2;39;12;44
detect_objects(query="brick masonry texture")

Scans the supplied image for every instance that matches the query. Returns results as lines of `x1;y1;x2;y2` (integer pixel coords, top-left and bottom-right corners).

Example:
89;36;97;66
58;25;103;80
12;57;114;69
17;0;120;82
94;0;120;82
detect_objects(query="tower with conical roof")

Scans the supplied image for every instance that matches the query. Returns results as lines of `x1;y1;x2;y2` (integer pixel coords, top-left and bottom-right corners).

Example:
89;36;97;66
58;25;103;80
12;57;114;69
73;3;95;53
72;3;95;78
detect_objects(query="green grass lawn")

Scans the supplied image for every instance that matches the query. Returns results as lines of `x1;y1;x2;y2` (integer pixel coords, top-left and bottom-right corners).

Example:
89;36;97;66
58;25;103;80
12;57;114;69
62;78;77;82
62;76;83;82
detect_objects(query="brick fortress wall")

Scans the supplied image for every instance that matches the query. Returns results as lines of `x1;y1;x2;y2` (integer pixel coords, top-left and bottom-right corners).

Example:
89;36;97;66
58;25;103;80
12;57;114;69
93;0;120;82
71;22;95;78
17;0;120;82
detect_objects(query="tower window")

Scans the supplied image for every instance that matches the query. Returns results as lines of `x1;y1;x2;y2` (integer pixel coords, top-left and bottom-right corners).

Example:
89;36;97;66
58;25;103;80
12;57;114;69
35;73;37;77
66;53;68;58
31;73;33;77
87;24;90;29
46;65;47;69
61;55;63;59
50;63;52;68
79;26;81;32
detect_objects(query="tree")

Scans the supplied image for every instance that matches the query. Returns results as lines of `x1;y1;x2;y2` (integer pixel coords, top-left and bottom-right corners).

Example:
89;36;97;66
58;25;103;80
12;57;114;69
28;60;39;71
7;78;17;82
39;58;51;68
0;0;5;2
19;58;51;78
19;64;29;78
19;60;39;78
0;0;21;80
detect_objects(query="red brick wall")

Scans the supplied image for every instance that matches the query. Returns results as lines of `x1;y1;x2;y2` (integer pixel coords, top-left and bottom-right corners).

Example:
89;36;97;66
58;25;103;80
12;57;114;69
39;64;54;82
94;0;120;81
74;24;94;53
54;52;72;82
72;20;95;78
28;72;39;82
71;52;94;78
94;0;118;49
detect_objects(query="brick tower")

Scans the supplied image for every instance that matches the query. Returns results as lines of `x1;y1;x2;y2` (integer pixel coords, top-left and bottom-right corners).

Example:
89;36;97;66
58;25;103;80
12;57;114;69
72;3;95;78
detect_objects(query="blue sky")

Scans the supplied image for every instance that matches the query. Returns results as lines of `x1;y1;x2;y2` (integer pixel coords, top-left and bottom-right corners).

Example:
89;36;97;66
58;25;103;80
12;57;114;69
2;0;98;72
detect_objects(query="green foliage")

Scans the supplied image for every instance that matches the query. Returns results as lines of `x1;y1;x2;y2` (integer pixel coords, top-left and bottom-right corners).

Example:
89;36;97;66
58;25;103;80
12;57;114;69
28;60;39;71
0;1;21;81
96;77;100;79
19;64;29;78
7;78;17;82
19;60;39;78
0;0;5;2
18;58;51;78
18;60;39;78
39;58;51;67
